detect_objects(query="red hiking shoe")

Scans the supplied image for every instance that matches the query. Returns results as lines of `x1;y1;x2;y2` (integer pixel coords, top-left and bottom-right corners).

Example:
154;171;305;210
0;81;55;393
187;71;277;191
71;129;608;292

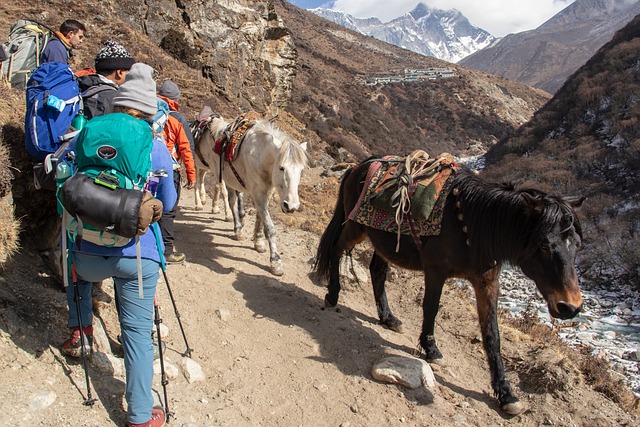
129;407;166;427
61;325;93;358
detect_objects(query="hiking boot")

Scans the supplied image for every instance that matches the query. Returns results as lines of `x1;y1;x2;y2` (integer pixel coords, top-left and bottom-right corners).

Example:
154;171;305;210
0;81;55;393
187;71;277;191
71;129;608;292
129;407;166;427
165;252;186;264
61;326;93;358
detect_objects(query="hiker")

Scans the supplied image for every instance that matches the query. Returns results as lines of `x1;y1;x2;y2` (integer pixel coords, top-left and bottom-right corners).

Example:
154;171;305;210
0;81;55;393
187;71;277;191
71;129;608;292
157;79;196;264
61;63;176;427
77;39;135;119
40;19;86;65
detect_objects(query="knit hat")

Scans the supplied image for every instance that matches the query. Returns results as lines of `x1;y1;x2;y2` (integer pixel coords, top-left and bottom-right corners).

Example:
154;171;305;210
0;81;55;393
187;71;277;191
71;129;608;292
158;80;180;101
112;63;157;115
94;40;135;72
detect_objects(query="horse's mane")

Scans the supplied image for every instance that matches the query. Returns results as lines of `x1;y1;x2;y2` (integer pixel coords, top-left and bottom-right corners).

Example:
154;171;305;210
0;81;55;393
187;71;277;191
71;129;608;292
452;168;582;268
252;120;308;167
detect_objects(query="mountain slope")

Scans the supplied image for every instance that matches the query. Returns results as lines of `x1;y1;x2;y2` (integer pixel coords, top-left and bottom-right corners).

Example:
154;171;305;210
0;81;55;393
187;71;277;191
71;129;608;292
310;2;495;63
275;1;548;161
460;0;640;93
482;13;640;287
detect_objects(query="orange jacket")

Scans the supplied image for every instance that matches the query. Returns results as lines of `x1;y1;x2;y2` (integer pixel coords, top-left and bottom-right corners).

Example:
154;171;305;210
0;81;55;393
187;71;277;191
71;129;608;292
158;95;196;182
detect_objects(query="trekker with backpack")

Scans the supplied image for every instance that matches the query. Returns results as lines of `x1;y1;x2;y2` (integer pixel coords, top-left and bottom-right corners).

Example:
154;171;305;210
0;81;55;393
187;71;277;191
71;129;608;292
77;39;135;119
60;63;176;427
157;80;196;264
40;19;86;65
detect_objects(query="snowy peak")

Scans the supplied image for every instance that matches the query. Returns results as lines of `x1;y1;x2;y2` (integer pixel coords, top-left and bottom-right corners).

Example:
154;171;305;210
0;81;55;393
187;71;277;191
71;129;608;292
310;3;495;63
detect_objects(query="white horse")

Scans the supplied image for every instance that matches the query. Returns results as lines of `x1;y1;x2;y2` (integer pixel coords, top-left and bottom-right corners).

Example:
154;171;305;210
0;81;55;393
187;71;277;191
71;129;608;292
194;114;307;275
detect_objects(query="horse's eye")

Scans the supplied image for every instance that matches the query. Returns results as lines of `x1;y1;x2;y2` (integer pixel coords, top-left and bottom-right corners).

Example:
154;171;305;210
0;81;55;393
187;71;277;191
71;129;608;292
540;242;551;252
279;166;285;171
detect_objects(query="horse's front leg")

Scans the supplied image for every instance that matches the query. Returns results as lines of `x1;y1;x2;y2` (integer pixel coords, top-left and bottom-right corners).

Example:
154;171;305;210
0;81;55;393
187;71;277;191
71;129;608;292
419;271;446;362
370;252;403;332
211;182;222;214
219;182;232;221
254;198;283;276
471;270;524;415
194;169;207;211
228;190;244;240
253;213;267;254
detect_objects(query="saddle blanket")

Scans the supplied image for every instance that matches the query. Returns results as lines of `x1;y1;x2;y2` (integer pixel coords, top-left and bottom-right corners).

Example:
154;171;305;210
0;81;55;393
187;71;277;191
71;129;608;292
348;153;458;238
214;111;262;161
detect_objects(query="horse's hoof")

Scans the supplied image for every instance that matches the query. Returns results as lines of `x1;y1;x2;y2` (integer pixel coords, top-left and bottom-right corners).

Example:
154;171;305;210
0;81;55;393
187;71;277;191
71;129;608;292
501;401;525;415
382;317;403;333
270;261;284;276
212;206;220;214
255;240;267;253
224;216;233;223
324;294;338;308
388;323;404;334
235;233;245;241
195;206;204;211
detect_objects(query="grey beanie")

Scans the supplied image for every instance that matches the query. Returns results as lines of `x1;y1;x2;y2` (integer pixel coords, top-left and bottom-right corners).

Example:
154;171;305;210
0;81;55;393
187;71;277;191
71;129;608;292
112;63;157;115
158;79;180;101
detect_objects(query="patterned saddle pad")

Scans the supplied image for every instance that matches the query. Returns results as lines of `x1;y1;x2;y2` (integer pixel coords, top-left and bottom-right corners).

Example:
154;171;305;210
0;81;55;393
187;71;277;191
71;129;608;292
348;152;459;239
214;111;262;161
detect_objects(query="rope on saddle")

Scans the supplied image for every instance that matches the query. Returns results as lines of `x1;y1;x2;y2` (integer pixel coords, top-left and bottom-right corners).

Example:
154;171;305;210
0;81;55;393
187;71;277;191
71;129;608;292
390;150;446;251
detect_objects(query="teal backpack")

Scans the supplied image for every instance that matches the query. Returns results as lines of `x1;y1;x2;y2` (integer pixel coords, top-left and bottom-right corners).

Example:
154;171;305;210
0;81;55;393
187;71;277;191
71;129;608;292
59;113;153;247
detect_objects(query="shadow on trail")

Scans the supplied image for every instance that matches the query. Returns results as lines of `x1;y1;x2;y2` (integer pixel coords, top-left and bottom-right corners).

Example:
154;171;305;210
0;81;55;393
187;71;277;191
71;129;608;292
231;271;445;405
173;210;272;276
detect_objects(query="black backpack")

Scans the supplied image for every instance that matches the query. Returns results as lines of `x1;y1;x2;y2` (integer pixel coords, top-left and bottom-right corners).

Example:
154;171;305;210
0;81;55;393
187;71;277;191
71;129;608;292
77;74;118;120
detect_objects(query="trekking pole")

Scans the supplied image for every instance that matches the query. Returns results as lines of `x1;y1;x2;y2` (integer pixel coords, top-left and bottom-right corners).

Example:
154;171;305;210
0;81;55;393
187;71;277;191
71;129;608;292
151;220;194;358
71;264;96;406
154;295;173;421
160;268;193;358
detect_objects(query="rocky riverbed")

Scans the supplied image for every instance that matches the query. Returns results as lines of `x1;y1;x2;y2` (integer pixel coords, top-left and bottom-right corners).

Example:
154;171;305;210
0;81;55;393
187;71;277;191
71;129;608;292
456;268;640;397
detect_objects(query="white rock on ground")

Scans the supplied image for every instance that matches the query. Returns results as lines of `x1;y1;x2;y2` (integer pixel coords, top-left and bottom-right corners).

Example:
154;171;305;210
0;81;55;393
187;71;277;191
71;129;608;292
371;355;436;389
181;357;205;383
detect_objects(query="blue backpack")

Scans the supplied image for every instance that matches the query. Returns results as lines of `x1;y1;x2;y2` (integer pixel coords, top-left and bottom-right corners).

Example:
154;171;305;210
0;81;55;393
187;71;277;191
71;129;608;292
24;62;82;161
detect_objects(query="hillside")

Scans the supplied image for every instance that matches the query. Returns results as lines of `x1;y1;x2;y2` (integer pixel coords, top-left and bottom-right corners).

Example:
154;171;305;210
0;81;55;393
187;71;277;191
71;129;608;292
460;0;640;93
275;0;549;161
483;14;640;289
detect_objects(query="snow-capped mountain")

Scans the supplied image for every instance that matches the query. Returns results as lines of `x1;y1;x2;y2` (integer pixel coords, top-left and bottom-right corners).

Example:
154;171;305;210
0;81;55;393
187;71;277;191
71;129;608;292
309;3;495;63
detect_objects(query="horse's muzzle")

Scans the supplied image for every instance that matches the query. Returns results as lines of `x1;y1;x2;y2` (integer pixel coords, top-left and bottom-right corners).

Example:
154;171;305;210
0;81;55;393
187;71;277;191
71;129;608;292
551;301;582;320
281;201;299;213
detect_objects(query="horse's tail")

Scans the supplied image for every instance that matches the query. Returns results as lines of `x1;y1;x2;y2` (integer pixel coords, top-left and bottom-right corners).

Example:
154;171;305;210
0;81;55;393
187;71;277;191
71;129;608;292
313;167;353;280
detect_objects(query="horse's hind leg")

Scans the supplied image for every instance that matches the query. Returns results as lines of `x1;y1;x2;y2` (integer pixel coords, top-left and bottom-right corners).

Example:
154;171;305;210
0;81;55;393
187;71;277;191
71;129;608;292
194;169;207;211
370;252;403;333
471;272;524;415
325;222;366;307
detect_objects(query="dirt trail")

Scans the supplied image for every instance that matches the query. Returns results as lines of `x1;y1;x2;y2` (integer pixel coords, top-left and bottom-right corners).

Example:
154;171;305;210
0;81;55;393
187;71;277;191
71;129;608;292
0;168;637;426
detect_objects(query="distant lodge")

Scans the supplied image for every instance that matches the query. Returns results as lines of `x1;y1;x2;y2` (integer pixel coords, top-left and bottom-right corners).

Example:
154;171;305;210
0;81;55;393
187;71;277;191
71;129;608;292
364;68;456;86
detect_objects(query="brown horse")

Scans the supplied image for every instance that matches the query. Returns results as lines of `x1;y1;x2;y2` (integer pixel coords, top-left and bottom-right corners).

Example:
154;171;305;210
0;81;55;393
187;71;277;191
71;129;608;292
313;157;585;415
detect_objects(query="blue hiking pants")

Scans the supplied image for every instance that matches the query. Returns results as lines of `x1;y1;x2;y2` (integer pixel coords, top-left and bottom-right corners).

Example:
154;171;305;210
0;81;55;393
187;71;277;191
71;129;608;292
66;253;160;425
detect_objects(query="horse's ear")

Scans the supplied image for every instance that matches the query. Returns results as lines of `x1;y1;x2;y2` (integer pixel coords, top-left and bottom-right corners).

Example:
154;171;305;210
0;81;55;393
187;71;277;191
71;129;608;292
521;192;544;215
563;196;586;209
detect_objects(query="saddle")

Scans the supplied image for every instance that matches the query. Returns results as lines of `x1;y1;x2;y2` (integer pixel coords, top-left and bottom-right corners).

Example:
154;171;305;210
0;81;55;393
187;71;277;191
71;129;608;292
348;150;459;250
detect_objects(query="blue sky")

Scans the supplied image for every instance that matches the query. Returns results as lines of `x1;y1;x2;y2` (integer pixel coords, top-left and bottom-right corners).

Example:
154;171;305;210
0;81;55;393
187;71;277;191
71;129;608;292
286;0;576;37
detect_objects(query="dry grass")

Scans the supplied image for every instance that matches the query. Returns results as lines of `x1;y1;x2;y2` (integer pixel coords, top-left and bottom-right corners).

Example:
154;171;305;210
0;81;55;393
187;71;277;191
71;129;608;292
0;84;24;265
504;303;637;410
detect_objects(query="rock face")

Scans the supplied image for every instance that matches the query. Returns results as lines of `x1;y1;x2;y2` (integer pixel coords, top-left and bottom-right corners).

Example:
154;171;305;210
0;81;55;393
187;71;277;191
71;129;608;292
117;0;297;115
